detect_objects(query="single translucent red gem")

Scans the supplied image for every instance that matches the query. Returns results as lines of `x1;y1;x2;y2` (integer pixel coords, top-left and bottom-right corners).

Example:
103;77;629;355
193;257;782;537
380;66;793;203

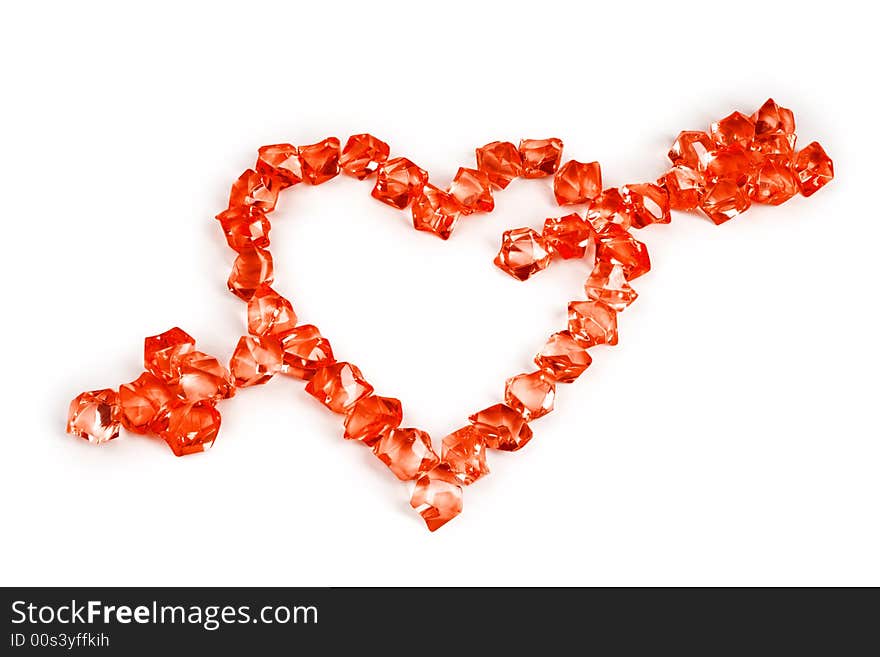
793;141;833;197
173;350;235;402
468;403;533;451
67;389;121;444
554;160;602;205
584;261;638;311
305;362;373;413
534;331;592;383
668;131;712;170
448;167;494;214
585;188;633;232
215;206;271;252
256;143;302;189
710;111;756;150
699;179;752;224
228;169;278;212
119;372;175;434
752;98;795;140
144;327;195;382
343;395;403;445
494;227;551;281
247;285;297;336
277;325;335;380
159;401;221;457
475;141;523;189
660;166;704;211
227;247;274;301
504;371;555;420
752;132;795;158
298;137;340;185
374;428;440;481
702;145;757;191
339;134;390;179
229;335;283;388
596;224;651;280
567;300;618;346
751;98;797;155
752;157;797;205
621;183;670;228
371;157;428;209
519;138;564;178
441;425;490;485
410;465;463;531
542;213;597;260
411;184;462;240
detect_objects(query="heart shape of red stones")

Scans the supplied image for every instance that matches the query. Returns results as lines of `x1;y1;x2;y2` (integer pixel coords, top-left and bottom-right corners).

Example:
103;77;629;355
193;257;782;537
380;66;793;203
67;99;833;530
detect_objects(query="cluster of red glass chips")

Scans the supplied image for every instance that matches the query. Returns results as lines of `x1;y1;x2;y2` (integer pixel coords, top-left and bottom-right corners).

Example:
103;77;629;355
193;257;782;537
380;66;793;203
67;99;833;530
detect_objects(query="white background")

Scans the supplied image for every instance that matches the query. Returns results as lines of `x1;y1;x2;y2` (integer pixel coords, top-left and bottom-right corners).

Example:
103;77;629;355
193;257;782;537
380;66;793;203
1;1;877;586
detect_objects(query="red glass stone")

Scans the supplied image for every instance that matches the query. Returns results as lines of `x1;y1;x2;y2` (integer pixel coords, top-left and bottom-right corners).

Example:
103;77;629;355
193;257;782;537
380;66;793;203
410;465;463;531
371;157;428;209
668;131;712;170
702;145;757;190
411;184;461;240
534;331;592;383
468;403;533;451
144;327;195;382
215;207;271;252
256;143;302;189
699;179;751;224
710;111;756;150
247;285;297;336
567;300;618;346
339;134;390;179
173;350;235;402
475;141;523;189
793;141;833;197
229;335;283;387
752;132;795;158
374;428;439;481
159;401;221;457
343;395;403;445
298;137;340;185
441;426;490;485
119;372;175;434
228;246;274;301
67;389;121;444
448;167;494;215
584;261;638;311
661;166;703;211
504;371;555;420
542;213;597;260
228;169;278;212
622;183;671;228
278;325;335;380
752;98;795;142
305;362;373;413
519;138;564;178
596;224;651;280
494;227;551;281
554;160;602;205
752;157;797;205
585;188;633;232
